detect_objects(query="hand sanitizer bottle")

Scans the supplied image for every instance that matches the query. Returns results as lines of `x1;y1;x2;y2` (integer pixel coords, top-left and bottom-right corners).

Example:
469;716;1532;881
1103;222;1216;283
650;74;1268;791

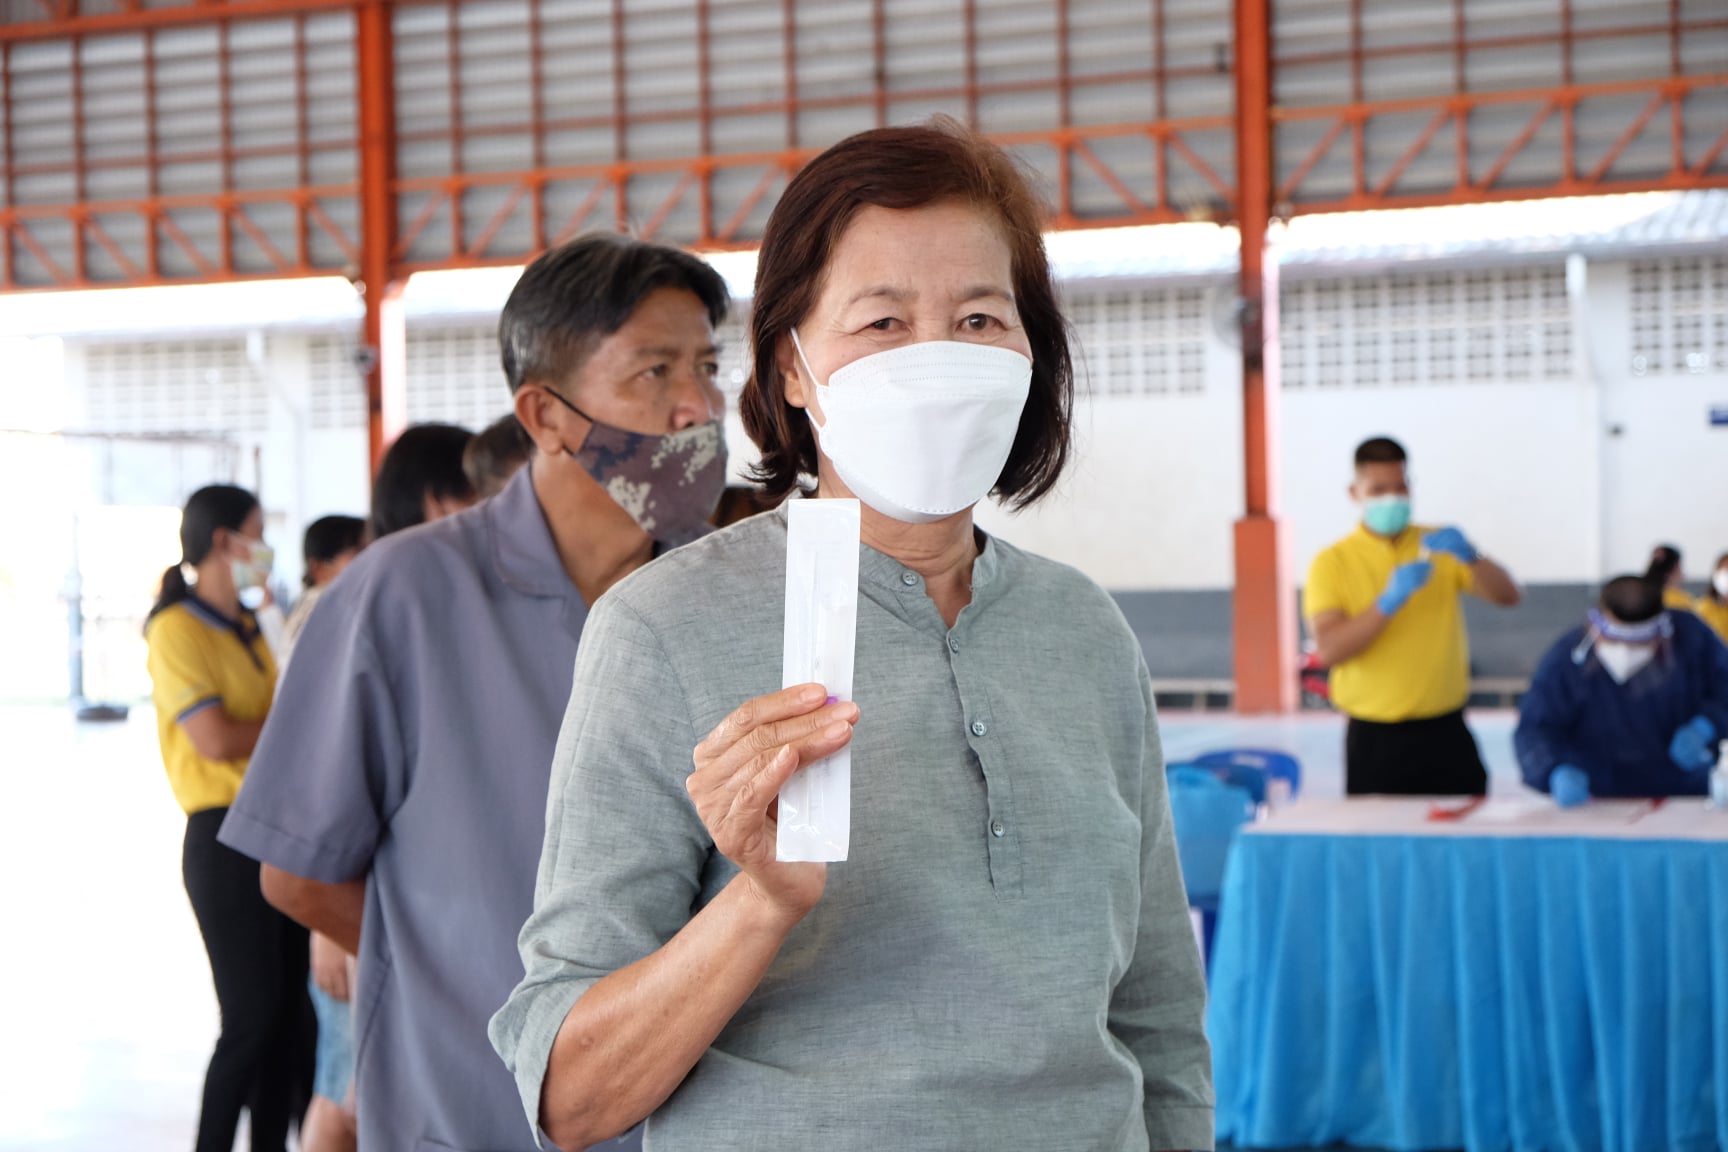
1711;741;1728;809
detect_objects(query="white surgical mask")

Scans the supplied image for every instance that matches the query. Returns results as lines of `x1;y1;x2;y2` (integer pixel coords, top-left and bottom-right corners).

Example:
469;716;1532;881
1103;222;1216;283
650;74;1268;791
1596;640;1655;685
1714;568;1728;599
792;329;1032;524
228;540;274;609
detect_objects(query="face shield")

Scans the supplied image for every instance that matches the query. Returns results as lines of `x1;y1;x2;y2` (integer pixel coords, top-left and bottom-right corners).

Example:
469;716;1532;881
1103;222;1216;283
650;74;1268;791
1571;608;1673;685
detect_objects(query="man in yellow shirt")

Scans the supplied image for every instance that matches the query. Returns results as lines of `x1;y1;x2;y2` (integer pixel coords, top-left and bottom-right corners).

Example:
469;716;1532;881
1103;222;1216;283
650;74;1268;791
1305;437;1522;795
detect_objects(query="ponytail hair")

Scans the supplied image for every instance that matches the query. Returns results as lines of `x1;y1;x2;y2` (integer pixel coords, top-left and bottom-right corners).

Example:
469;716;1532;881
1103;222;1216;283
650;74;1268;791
148;484;260;623
1646;543;1682;586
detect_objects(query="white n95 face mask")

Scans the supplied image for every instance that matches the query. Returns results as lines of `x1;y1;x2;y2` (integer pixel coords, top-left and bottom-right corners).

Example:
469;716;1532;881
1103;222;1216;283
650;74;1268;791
1596;641;1656;685
791;329;1032;524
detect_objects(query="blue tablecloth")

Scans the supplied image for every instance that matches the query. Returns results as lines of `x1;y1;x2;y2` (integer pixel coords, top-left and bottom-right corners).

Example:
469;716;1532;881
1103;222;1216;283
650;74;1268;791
1207;800;1728;1152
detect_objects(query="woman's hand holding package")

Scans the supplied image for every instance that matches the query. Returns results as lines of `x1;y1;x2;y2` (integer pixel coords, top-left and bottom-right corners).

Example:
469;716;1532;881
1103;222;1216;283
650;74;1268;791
688;682;858;922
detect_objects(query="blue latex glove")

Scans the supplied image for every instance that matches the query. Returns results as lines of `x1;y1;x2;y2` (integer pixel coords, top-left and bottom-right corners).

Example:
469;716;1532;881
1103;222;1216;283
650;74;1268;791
1423;526;1479;564
1551;765;1590;808
1376;560;1433;616
1669;715;1718;772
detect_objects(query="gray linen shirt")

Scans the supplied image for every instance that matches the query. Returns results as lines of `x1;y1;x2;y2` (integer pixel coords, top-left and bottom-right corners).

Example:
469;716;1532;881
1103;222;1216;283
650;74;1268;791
492;502;1214;1151
221;468;603;1152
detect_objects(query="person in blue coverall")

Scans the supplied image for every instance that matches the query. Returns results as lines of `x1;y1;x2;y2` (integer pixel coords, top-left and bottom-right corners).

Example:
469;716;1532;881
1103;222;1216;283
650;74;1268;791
1517;575;1728;806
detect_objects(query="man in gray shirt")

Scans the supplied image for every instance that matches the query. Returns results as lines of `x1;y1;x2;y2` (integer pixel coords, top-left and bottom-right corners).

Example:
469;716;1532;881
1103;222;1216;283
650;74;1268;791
219;234;732;1152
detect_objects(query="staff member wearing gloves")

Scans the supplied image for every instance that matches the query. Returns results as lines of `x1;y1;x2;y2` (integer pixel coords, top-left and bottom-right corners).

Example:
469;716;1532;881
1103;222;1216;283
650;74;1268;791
1305;437;1522;795
1517;575;1728;806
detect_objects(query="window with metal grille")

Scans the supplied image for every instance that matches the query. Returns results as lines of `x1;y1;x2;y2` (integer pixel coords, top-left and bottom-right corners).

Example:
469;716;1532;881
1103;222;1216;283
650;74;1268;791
1067;285;1207;396
393;315;759;426
308;335;370;431
403;327;508;429
1280;265;1573;388
78;338;270;434
1629;257;1728;377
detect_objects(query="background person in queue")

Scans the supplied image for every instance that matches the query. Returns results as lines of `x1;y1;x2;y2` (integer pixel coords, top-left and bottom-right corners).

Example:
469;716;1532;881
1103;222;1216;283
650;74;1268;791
217;234;731;1152
1517;574;1728;806
1305;436;1522;795
464;413;534;500
144;484;312;1152
366;422;477;540
278;512;366;1152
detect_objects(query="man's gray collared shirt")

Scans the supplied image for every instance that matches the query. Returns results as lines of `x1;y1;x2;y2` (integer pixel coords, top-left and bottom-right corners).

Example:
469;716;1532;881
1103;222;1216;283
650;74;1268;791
222;468;589;1152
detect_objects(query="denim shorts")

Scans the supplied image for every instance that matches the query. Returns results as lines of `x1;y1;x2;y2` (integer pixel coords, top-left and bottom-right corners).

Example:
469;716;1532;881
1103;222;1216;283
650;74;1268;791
308;977;355;1104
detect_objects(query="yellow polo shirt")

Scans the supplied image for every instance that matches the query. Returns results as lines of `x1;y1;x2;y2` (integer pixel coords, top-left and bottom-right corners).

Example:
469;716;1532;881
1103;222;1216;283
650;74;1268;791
1304;523;1476;723
1697;596;1728;646
1664;586;1696;613
145;598;277;815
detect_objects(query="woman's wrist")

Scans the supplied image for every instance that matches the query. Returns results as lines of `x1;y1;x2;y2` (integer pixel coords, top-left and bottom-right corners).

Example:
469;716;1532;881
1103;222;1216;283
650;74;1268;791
733;872;818;936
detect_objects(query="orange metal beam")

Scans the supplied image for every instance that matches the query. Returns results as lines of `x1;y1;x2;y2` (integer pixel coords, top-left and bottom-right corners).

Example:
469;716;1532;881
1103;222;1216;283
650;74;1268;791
1232;0;1298;715
356;0;402;472
1274;72;1728;211
0;187;359;289
0;0;360;43
2;41;14;290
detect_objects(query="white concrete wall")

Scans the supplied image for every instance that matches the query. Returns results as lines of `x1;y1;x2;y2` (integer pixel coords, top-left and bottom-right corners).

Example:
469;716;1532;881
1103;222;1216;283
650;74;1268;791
973;365;1245;589
1583;260;1728;579
60;334;373;594
54;255;1728;597
981;256;1728;591
1279;381;1602;587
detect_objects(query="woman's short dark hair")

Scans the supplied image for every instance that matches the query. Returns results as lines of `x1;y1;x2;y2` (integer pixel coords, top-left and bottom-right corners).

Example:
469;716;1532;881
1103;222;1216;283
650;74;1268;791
149;484;259;622
370;423;476;540
301;515;366;587
739;117;1073;508
500;232;731;394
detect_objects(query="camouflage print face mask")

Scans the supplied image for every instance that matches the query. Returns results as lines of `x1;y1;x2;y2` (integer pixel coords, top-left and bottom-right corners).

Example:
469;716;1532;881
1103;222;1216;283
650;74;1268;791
544;388;727;548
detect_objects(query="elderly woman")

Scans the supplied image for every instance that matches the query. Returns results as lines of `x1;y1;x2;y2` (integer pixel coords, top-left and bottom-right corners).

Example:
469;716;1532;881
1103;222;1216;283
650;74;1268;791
491;120;1213;1152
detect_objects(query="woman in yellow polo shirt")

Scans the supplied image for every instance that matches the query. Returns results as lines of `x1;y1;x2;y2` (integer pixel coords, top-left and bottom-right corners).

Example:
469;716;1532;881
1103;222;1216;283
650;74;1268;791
145;484;312;1152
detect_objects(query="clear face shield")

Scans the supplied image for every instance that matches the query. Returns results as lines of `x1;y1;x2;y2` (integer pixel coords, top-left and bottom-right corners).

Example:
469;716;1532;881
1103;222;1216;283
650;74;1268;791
1572;608;1672;685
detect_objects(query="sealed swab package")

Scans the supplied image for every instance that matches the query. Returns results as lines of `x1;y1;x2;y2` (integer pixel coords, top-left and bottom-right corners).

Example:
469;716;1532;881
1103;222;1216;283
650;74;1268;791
777;499;861;863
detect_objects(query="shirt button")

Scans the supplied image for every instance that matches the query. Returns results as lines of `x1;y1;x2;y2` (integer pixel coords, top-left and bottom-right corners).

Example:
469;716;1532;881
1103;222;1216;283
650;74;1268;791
901;571;919;587
971;720;988;737
990;819;1006;837
947;637;960;654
